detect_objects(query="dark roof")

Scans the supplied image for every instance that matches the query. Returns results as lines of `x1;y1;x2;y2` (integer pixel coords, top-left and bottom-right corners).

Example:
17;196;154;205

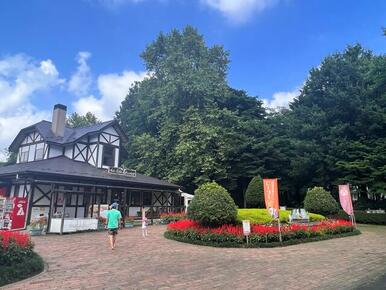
0;157;179;190
9;120;128;152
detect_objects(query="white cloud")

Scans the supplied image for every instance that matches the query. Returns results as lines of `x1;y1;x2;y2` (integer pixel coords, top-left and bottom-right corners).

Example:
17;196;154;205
0;54;63;114
201;0;278;23
68;51;92;97
73;66;147;120
263;88;299;109
0;54;63;161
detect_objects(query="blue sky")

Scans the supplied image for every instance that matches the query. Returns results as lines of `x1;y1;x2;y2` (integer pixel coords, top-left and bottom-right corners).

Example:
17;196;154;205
0;0;385;159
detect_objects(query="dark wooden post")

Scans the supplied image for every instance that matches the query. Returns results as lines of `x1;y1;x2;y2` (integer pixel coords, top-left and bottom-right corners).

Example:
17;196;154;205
26;181;35;227
97;191;101;218
60;193;67;235
75;193;79;218
128;190;131;218
47;184;55;234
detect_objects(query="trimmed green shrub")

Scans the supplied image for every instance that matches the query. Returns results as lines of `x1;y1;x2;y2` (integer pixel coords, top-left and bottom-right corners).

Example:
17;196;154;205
245;176;264;208
0;252;44;286
331;210;386;225
237;209;325;224
187;181;238;227
304;187;339;216
0;231;44;287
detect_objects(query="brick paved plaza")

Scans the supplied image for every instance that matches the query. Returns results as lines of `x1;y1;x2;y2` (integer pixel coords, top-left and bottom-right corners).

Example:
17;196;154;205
4;225;386;290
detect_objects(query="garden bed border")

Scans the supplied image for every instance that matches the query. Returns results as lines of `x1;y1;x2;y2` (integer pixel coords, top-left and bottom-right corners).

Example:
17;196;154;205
164;229;361;248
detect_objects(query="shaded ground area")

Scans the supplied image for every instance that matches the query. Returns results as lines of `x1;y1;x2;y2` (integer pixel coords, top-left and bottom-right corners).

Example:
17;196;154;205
4;224;386;290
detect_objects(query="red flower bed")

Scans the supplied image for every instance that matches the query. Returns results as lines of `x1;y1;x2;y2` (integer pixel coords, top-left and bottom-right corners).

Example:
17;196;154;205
166;219;356;246
0;231;32;249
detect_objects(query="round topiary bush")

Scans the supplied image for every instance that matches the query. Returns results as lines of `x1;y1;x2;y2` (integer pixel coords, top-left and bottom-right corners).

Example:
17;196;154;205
187;181;238;227
304;187;339;216
245;176;264;208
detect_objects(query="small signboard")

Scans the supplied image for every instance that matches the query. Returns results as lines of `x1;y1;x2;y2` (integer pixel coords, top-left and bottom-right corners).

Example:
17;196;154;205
242;220;251;236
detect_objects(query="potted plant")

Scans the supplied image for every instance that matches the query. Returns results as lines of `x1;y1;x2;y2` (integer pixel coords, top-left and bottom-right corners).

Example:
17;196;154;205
28;216;47;236
124;216;135;228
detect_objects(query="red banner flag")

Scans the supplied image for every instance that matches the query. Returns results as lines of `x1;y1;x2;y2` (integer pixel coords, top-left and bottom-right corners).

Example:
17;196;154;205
263;178;279;218
339;185;354;216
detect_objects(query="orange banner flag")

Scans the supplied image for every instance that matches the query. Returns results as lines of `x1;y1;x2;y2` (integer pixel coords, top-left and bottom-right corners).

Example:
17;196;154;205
263;178;279;218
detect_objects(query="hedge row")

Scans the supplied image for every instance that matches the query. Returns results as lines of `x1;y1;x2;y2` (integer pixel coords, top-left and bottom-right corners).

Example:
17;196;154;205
331;210;386;225
237;209;325;224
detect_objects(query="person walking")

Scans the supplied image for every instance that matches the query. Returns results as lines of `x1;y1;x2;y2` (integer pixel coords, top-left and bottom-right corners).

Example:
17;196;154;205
141;208;148;237
106;203;122;250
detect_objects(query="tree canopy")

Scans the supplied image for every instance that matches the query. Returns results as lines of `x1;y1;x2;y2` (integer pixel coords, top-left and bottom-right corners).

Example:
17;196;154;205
66;112;101;128
117;26;386;208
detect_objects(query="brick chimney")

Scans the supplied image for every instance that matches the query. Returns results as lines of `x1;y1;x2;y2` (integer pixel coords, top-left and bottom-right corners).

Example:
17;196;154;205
51;104;67;137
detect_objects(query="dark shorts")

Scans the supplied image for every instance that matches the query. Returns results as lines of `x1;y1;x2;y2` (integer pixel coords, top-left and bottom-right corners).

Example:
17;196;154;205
108;228;118;235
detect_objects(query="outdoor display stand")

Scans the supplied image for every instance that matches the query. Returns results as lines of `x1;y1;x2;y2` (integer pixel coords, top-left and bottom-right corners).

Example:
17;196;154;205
49;217;98;233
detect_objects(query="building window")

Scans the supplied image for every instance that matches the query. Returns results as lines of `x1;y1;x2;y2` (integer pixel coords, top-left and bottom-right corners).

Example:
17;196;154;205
130;192;141;206
102;145;115;167
20;146;29;163
143;192;152;205
35;143;44;160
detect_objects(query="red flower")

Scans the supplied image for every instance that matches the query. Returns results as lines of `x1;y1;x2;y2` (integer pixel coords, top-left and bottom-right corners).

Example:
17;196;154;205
0;230;32;249
166;219;354;239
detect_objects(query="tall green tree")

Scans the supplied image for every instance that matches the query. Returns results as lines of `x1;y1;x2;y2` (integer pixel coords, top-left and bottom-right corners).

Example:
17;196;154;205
286;45;386;202
66;112;101;128
117;26;267;202
116;27;386;208
245;176;264;208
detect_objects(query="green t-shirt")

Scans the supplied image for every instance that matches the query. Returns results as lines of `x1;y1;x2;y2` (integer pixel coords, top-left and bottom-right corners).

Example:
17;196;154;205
106;209;122;229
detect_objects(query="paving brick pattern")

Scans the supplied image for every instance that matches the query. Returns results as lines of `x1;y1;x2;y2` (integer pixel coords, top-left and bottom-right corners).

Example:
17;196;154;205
4;224;386;290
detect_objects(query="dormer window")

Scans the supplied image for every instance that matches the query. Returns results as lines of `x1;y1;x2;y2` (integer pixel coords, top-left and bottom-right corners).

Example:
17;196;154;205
20;147;29;163
102;145;115;167
35;143;44;160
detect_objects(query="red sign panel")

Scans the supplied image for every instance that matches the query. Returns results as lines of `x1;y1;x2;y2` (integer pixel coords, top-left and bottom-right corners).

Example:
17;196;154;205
11;197;28;230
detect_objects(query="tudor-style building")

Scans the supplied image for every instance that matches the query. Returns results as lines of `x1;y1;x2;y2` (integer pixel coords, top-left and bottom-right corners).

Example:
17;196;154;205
0;104;182;233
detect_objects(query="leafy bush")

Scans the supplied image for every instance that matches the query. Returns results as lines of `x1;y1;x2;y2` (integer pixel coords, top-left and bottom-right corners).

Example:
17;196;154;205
237;209;325;224
0;231;44;286
245;176;264;208
304;187;339;216
187;181;238;227
0;252;44;287
331;210;386;225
